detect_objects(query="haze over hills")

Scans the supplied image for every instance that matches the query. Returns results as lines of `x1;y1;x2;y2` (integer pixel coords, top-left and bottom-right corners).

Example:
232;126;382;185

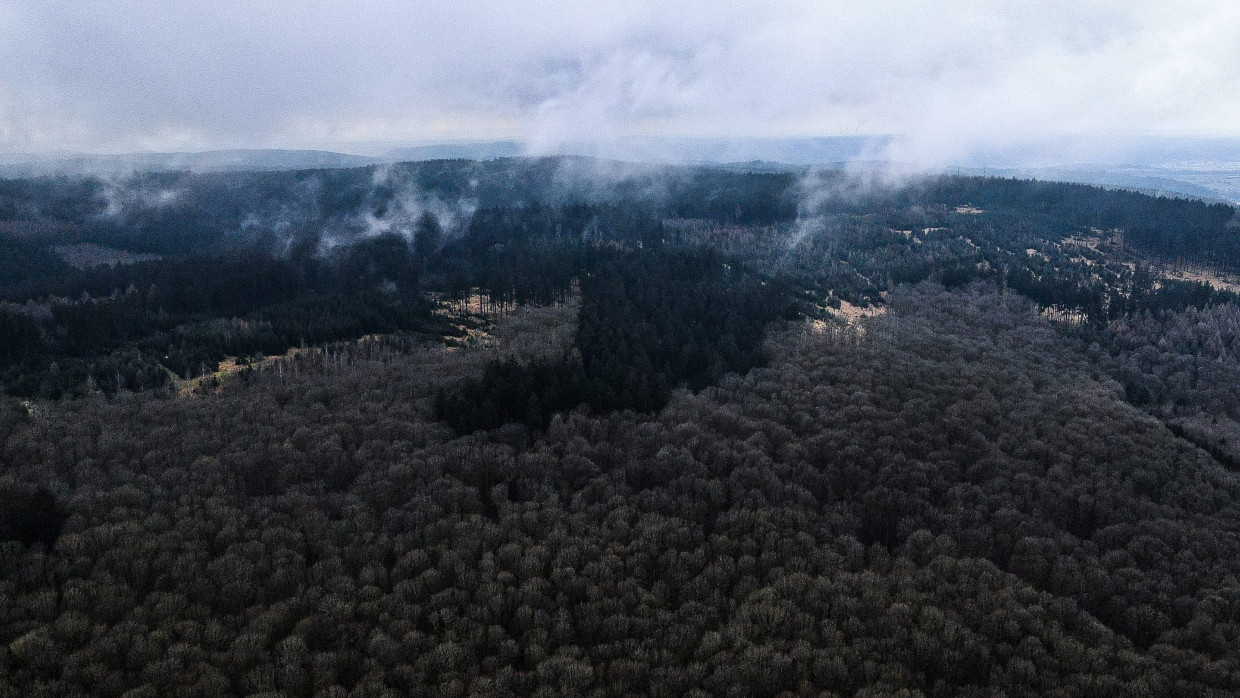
0;149;382;178
5;135;1240;204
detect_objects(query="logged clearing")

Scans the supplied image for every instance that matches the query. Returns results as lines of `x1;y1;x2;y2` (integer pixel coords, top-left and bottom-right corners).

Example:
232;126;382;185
1161;265;1240;294
834;299;887;323
439;319;494;349
174;296;582;397
806;298;887;336
432;291;492;317
1040;306;1089;325
169;347;308;397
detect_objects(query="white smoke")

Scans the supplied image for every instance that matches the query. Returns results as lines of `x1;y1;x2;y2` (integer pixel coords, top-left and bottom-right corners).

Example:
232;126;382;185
786;163;928;251
93;175;185;220
336;163;478;252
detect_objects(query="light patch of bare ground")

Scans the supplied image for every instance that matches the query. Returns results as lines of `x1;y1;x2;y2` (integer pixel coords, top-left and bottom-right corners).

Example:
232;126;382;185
1061;232;1106;253
431;291;491;317
172;346;310;397
954;205;985;214
432;282;583;351
179;294;582;397
1060;227;1240;293
1039;306;1089;325
835;299;887;323
1062;236;1100;252
808;299;887;334
1160;266;1240;294
1063;228;1126;253
430;291;499;349
439;319;494;350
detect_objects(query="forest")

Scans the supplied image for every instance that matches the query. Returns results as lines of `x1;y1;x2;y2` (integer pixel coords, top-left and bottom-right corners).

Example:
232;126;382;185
3;156;1240;695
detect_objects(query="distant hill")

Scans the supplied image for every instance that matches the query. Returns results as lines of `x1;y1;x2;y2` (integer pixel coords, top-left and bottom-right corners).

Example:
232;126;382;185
382;141;525;161
0;149;381;177
4;136;1239;203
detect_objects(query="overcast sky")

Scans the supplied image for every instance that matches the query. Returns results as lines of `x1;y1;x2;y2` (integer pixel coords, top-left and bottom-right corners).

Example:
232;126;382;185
2;1;1238;165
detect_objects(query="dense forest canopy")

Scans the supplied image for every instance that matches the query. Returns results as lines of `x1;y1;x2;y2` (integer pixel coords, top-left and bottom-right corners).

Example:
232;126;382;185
4;157;1240;695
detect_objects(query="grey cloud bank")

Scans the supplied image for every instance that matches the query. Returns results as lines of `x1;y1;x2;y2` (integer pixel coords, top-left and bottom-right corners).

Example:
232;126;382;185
1;1;1238;170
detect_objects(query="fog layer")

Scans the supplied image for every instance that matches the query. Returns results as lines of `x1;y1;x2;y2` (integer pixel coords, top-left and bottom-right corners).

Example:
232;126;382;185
2;2;1238;167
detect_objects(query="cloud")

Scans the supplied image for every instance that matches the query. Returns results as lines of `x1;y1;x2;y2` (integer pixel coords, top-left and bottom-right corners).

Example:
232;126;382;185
0;1;1237;166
